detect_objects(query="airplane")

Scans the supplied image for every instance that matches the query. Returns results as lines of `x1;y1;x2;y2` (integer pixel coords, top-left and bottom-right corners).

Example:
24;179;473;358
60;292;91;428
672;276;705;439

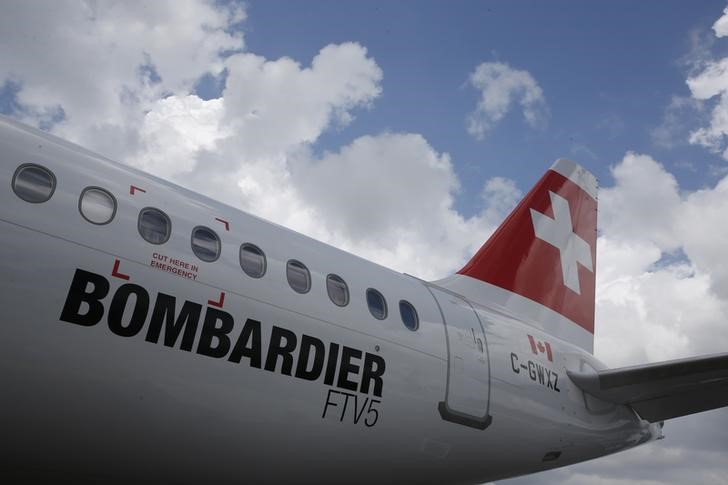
0;114;726;484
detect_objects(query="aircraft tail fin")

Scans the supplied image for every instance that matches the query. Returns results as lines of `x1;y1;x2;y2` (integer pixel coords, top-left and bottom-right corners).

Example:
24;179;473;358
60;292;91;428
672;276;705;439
435;159;598;352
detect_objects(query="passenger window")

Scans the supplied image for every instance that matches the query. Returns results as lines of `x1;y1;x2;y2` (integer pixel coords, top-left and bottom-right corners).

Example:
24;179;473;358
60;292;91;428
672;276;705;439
366;288;387;320
240;243;266;278
12;164;56;203
287;260;311;294
191;226;221;262
138;207;171;245
79;187;116;225
399;300;419;331
326;274;349;307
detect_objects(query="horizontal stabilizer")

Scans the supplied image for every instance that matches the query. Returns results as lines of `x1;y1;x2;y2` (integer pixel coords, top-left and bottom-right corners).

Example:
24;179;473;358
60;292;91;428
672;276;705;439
568;353;728;422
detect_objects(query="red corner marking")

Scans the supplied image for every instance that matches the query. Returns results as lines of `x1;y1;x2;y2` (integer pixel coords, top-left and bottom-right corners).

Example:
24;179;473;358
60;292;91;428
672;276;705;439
215;217;230;231
130;185;147;195
208;292;225;308
112;259;130;280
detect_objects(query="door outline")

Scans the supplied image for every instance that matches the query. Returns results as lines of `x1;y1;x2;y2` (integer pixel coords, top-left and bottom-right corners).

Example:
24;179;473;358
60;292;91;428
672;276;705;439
426;284;493;430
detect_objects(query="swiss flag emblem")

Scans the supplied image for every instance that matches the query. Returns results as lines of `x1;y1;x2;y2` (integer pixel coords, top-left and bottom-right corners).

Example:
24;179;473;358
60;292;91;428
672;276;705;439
458;163;597;333
530;191;593;295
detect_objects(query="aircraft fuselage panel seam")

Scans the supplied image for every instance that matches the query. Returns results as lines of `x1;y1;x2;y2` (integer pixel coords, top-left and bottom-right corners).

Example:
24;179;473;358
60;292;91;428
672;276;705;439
0;217;444;362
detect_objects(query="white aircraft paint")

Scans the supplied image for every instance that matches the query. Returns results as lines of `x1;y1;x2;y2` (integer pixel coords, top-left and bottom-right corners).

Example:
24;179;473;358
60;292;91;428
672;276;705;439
0;115;698;485
530;191;593;294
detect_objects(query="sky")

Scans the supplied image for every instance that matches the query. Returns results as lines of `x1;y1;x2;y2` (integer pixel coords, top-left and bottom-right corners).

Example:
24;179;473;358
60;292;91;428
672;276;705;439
1;1;727;483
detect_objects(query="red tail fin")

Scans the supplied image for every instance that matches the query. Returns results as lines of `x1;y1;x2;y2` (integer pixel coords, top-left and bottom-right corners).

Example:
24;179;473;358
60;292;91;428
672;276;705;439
438;159;597;351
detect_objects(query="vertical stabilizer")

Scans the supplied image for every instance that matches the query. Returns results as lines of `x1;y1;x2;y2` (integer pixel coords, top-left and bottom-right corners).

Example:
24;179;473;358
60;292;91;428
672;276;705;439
436;159;598;352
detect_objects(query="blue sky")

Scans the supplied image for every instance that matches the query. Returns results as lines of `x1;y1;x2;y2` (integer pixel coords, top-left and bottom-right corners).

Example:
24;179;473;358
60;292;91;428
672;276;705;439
238;0;727;212
1;1;727;483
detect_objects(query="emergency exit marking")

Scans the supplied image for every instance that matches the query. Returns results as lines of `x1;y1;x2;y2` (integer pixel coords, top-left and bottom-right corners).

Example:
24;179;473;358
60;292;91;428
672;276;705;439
111;259;130;280
129;185;146;195
215;217;230;231
208;291;225;308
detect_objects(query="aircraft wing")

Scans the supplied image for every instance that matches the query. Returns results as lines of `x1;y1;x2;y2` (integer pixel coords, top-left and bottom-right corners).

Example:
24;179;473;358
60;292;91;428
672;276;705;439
568;353;728;422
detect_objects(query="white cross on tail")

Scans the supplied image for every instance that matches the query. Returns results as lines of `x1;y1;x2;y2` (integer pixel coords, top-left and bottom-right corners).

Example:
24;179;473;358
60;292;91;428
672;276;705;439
530;191;593;294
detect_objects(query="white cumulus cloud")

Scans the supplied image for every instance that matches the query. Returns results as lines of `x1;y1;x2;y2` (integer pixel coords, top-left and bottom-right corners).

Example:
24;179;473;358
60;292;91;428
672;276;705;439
0;0;244;159
713;7;728;38
131;95;229;176
506;153;728;485
595;153;728;366
685;8;728;159
288;133;497;278
2;3;727;484
466;61;549;140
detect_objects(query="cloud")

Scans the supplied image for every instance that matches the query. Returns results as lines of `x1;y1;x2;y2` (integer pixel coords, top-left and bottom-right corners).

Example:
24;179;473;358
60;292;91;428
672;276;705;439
598;153;681;251
595;153;728;365
503;152;728;484
479;176;523;226
0;0;244;159
287;133;502;279
130;95;229;176
127;41;383;210
679;173;728;298
501;410;728;485
652;7;728;158
1;3;726;484
686;57;728;158
651;96;704;149
683;8;728;159
466;61;549;140
31;6;485;281
713;7;728;38
220;43;382;159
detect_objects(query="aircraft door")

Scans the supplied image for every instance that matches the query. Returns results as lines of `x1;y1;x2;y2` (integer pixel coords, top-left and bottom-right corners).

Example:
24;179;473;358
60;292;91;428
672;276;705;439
429;287;492;430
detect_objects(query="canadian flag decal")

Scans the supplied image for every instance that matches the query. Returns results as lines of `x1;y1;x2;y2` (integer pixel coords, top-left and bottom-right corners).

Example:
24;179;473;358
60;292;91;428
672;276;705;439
528;335;553;362
458;160;597;334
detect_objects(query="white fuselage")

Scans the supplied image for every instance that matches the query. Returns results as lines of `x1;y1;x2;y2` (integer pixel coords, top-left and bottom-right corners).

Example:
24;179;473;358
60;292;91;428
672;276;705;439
0;118;659;484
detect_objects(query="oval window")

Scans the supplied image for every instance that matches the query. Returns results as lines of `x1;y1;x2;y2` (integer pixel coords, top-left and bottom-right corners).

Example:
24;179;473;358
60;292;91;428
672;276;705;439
399;300;419;331
79;187;116;225
12;164;56;203
366;288;387;320
138;207;171;245
326;274;349;307
287;260;311;294
191;226;221;262
240;243;266;278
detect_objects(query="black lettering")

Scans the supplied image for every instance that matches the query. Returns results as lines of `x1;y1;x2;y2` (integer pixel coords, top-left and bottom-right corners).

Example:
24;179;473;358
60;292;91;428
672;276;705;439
545;369;554;389
264;326;297;375
510;352;520;373
364;399;380;427
337;346;361;392
229;319;262;368
107;284;149;337
360;353;385;397
145;293;201;351
528;361;537;380
322;389;340;419
324;342;340;386
197;308;234;358
553;372;560;392
340;391;354;422
295;334;325;381
536;364;545;385
354;397;368;424
60;269;110;326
